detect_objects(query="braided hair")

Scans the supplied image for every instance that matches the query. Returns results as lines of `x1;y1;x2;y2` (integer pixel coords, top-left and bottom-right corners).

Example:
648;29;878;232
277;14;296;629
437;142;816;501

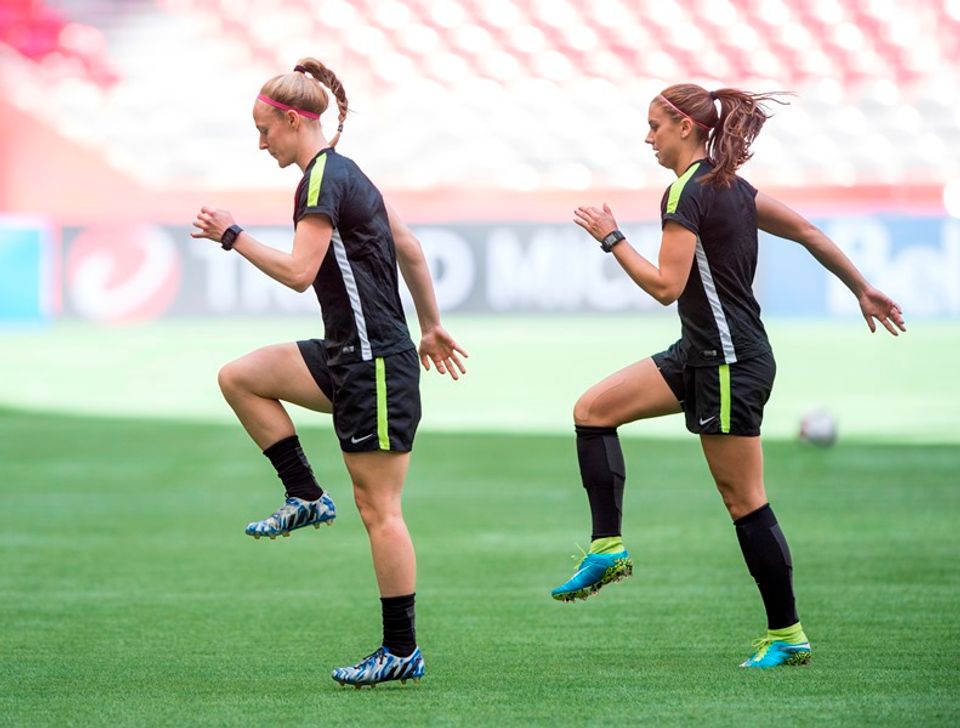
259;58;350;146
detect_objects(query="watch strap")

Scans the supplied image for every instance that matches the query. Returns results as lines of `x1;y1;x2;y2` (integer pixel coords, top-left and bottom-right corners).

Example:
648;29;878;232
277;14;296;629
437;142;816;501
221;224;243;250
600;229;625;252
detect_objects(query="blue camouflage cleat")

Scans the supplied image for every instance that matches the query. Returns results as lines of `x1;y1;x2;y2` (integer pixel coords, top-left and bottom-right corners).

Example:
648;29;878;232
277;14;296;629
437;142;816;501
740;638;812;668
244;494;336;539
331;646;425;688
551;550;633;602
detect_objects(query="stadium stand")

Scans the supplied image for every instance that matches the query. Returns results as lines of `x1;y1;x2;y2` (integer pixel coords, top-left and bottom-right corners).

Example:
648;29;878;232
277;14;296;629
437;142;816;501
1;0;957;192
0;0;117;85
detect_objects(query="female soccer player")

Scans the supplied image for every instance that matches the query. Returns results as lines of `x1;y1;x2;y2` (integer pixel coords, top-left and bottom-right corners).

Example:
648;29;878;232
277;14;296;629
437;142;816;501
191;58;467;688
552;84;905;668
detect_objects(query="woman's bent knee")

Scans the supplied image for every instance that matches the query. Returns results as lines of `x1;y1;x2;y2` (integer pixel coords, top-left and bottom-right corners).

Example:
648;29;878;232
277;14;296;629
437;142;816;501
574;394;624;428
574;391;603;426
573;399;588;426
217;362;237;396
217;359;252;398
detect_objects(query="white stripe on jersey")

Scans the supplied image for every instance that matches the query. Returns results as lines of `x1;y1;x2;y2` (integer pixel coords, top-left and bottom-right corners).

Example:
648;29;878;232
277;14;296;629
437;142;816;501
331;229;372;361
694;236;737;363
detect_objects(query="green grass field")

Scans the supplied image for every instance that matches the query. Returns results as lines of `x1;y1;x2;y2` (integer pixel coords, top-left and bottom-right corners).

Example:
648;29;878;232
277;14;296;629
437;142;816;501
2;408;958;726
2;317;958;725
0;316;957;441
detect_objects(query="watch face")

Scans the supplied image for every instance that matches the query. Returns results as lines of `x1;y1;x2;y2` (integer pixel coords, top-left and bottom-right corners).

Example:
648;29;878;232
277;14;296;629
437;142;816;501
601;231;623;252
221;226;239;248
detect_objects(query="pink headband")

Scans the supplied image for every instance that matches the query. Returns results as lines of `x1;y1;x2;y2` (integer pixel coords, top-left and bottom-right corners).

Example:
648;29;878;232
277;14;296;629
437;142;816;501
658;94;713;132
256;94;320;120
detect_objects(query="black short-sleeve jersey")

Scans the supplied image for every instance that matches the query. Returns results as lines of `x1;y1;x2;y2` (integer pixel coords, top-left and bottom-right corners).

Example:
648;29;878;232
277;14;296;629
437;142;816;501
294;148;413;365
659;158;770;367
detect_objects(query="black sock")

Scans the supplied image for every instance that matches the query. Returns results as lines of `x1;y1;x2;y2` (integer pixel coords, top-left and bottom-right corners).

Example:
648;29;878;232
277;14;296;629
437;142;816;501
262;435;323;501
734;503;799;630
575;425;626;540
381;593;416;657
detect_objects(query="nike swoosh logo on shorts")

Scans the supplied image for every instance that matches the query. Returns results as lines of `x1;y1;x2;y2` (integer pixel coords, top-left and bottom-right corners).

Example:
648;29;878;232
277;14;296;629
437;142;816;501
699;416;716;426
351;433;375;444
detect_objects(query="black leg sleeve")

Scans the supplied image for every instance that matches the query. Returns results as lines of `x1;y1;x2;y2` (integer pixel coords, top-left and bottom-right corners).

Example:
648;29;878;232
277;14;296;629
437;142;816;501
262;434;323;501
381;593;416;657
734;503;799;630
575;425;626;540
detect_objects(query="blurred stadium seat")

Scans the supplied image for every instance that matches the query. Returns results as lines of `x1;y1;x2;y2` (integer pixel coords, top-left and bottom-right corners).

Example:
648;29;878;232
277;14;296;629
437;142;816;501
1;0;957;192
0;0;117;86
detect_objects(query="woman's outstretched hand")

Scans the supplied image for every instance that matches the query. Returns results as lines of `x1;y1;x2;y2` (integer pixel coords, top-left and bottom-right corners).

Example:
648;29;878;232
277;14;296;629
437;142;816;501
859;286;906;335
419;326;468;380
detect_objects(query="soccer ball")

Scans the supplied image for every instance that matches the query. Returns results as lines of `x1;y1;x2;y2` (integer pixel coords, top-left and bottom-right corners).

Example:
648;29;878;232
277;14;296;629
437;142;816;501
798;409;837;447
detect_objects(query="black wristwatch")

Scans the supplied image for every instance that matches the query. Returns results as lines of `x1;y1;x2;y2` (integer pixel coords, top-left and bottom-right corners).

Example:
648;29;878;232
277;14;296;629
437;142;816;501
220;224;243;250
600;229;625;252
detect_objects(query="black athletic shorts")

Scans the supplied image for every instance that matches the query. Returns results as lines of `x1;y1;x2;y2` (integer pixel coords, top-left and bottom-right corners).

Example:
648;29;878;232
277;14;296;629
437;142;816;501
652;340;775;437
296;340;422;453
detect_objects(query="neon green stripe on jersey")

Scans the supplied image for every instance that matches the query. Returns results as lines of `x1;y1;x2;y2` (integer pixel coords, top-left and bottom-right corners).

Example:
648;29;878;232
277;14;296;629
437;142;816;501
306;153;328;207
375;357;389;450
719;363;731;433
666;162;701;214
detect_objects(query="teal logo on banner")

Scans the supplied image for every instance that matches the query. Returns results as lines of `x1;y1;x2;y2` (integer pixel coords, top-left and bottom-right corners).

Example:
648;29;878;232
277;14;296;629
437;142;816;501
0;218;51;324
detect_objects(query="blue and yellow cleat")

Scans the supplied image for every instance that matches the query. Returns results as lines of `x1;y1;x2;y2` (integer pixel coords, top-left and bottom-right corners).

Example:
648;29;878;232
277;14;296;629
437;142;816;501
551;550;633;602
245;494;336;539
331;646;425;688
740;638;812;668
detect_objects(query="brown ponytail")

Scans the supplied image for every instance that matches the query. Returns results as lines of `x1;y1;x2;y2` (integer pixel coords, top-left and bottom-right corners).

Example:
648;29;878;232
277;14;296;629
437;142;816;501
259;58;350;146
656;84;790;186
